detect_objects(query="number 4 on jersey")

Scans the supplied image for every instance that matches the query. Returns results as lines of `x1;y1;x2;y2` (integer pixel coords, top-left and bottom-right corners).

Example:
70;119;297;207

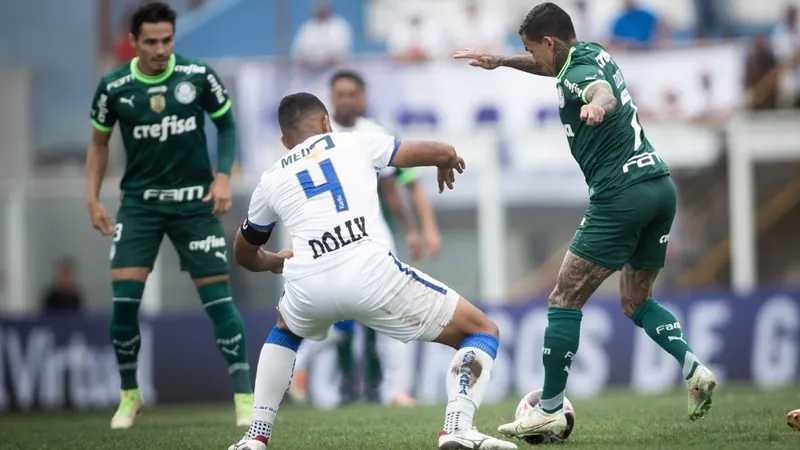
296;160;350;212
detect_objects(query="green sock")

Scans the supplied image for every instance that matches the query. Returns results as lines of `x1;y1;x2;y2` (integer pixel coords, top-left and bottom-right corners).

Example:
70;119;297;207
631;298;700;380
198;281;252;394
111;280;145;391
363;327;382;399
540;307;582;413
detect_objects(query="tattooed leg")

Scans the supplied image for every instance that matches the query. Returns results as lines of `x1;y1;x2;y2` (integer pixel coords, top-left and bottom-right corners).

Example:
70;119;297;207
625;264;701;380
539;251;615;413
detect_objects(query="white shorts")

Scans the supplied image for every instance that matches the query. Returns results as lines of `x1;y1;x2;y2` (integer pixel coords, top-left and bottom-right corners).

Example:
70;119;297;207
279;242;459;343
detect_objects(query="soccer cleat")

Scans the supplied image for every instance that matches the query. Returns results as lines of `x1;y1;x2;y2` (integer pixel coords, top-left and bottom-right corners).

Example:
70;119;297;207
288;370;308;404
787;409;800;431
110;388;143;429
235;393;254;427
497;404;567;440
438;428;518;449
228;436;268;450
687;365;717;421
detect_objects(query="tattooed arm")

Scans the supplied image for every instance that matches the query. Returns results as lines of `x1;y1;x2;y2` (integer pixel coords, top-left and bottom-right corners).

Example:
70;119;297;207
580;81;618;126
453;50;553;77
495;55;552;76
583;81;618;114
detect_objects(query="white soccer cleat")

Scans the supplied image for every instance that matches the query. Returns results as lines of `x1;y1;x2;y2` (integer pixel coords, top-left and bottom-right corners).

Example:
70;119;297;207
110;389;143;430
438;428;518;449
687;365;718;421
497;404;567;440
228;436;268;450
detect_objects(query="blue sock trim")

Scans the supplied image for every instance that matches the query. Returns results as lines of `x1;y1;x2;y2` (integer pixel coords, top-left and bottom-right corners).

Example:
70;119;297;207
461;333;499;360
265;326;302;352
333;320;355;332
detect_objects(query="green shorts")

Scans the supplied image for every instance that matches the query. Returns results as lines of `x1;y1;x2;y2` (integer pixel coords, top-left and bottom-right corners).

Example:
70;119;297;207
110;198;229;278
569;175;676;271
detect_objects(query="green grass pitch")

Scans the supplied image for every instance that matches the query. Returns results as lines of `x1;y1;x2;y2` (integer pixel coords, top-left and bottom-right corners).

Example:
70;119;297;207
1;385;798;449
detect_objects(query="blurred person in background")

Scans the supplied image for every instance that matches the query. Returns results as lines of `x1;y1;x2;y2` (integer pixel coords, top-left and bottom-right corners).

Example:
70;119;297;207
291;1;353;72
289;69;442;407
86;1;253;430
449;0;508;53
569;0;603;45
693;0;731;39
771;5;800;107
745;34;780;110
387;12;448;63
40;257;85;313
609;0;663;50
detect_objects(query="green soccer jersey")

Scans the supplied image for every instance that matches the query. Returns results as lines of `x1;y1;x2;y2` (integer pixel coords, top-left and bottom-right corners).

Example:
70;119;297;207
379;167;419;232
90;53;232;200
556;42;669;200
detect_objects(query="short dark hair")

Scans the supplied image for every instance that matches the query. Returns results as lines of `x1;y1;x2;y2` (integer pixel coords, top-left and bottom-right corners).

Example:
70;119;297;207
518;2;576;42
278;93;329;134
330;69;366;90
131;1;177;38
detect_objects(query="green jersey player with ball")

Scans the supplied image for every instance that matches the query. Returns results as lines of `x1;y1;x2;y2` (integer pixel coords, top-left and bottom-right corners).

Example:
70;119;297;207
86;2;253;429
455;2;717;441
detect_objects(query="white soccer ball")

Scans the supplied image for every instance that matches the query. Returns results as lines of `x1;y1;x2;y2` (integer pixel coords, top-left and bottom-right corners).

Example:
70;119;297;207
514;389;576;445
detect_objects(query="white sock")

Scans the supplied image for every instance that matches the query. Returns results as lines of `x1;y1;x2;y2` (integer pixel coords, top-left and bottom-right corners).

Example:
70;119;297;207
246;342;297;441
442;345;495;434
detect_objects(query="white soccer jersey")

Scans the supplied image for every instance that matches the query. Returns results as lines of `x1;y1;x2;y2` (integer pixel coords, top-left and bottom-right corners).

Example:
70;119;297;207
331;116;398;180
246;132;400;280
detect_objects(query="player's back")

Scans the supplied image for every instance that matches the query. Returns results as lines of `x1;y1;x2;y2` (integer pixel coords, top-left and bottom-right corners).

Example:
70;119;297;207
258;132;398;280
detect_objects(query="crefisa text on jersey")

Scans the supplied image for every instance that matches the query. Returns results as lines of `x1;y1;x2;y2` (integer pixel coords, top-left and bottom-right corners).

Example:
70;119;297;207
309;216;368;259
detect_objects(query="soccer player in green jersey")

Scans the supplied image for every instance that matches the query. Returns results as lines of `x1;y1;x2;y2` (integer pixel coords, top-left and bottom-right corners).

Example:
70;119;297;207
85;2;253;429
455;2;718;440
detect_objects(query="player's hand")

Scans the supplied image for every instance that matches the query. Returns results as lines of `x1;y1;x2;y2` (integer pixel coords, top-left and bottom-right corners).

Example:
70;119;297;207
453;49;502;70
580;104;606;126
88;201;114;236
269;248;294;274
406;231;424;262
203;174;232;216
437;155;466;193
423;229;442;259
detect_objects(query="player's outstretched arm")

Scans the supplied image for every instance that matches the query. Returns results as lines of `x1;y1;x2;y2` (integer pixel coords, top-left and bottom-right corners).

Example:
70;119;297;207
86;128;115;235
453;49;552;77
391;141;465;193
233;224;292;274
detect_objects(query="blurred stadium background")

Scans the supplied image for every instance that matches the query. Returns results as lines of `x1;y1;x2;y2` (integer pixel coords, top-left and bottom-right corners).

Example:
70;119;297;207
1;0;799;413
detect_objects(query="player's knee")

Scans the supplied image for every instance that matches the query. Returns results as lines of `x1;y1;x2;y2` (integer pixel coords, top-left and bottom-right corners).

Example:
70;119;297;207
478;317;500;339
267;321;303;352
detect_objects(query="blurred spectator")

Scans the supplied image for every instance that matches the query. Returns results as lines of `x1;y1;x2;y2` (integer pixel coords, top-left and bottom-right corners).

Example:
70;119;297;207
387;13;448;63
449;0;507;53
745;35;779;110
41;257;84;313
291;1;353;71
693;0;730;39
610;0;661;50
771;5;800;107
570;0;603;44
113;7;137;65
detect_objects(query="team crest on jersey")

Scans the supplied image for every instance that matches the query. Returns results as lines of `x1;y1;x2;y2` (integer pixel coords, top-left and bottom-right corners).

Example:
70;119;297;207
149;94;166;113
557;85;565;109
174;81;197;104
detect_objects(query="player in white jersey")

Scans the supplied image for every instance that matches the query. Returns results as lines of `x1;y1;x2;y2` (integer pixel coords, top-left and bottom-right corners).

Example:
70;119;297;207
229;93;516;450
289;70;440;407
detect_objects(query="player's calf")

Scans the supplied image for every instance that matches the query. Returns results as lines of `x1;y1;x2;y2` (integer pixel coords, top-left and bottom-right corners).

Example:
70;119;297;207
235;319;303;447
434;299;516;449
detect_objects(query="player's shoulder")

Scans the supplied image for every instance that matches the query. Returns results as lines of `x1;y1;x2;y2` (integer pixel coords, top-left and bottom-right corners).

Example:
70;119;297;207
99;61;135;95
173;53;216;76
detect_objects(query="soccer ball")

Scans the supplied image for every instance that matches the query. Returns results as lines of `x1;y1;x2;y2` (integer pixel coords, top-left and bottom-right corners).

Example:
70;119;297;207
514;389;575;445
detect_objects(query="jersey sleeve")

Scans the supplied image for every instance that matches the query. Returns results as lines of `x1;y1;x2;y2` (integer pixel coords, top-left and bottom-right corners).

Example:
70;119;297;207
89;78;117;133
201;65;233;120
357;134;401;170
245;182;278;232
562;64;607;104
